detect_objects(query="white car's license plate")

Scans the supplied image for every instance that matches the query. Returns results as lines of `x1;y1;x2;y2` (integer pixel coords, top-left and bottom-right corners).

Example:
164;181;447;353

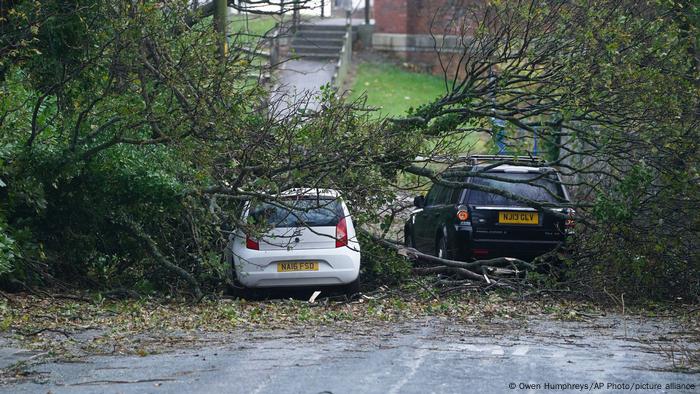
277;261;319;272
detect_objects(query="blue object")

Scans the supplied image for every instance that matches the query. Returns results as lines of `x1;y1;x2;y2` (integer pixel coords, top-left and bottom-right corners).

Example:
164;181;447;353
491;117;539;155
492;118;508;154
531;127;539;156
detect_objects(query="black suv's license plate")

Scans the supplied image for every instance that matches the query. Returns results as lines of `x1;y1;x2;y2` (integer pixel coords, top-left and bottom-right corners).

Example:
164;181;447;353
499;211;539;224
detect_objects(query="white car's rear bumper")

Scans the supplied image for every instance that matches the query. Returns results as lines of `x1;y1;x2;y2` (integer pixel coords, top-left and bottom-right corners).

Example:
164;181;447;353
231;242;361;288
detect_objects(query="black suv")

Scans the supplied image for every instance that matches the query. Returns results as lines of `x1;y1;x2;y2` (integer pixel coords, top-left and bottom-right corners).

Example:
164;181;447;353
404;155;574;261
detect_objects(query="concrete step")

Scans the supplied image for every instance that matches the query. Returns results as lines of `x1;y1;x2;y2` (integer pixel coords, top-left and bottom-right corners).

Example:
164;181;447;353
288;52;340;60
291;37;345;47
294;30;347;40
291;45;343;55
293;32;357;46
297;24;348;32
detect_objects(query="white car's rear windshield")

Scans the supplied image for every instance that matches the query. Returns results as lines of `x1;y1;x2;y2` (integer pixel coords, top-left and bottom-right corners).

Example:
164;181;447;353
467;172;565;205
249;198;344;227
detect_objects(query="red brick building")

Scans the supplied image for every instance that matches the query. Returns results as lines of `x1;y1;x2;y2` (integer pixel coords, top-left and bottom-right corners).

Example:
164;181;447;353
372;0;481;73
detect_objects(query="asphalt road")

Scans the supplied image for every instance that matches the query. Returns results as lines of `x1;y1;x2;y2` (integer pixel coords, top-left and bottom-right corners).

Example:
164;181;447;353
3;315;698;394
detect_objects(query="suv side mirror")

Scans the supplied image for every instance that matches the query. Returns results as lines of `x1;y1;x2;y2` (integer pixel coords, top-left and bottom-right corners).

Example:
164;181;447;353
414;195;425;208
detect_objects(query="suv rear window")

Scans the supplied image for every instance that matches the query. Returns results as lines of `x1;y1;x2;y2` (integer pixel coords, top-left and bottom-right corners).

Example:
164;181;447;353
467;172;565;205
249;198;344;228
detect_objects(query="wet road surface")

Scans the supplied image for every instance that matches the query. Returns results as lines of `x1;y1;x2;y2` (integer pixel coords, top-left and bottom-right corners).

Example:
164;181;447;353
3;315;698;393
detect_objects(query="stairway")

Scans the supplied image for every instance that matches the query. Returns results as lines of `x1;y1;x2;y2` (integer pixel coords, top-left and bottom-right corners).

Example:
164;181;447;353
289;24;355;60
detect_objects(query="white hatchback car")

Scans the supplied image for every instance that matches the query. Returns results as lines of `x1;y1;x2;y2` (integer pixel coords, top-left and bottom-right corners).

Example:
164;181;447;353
225;189;361;294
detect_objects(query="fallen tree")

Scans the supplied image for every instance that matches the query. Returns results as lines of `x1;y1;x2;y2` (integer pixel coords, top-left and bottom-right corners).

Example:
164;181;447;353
363;230;536;290
0;0;696;302
0;0;414;296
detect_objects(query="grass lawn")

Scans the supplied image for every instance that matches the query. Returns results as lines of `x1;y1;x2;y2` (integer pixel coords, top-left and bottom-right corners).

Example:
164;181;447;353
349;62;447;118
349;61;486;153
194;14;276;46
229;14;277;37
227;15;278;69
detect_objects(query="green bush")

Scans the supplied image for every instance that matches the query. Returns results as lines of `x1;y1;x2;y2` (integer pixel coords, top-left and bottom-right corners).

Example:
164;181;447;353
0;223;18;277
358;232;412;286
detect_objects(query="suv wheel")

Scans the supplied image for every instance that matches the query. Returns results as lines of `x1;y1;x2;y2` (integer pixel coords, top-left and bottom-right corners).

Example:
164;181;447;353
437;235;449;259
404;224;414;248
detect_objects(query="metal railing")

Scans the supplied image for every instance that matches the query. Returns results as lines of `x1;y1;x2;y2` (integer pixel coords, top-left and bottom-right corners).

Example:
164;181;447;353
464;155;545;165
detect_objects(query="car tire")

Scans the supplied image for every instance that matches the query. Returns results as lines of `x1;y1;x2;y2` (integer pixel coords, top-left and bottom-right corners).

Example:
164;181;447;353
436;233;451;260
404;225;415;248
342;277;361;298
224;250;249;298
224;268;248;298
226;282;247;298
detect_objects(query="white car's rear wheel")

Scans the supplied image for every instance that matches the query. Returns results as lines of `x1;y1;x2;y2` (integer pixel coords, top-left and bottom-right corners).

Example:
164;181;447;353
343;277;360;298
223;250;250;298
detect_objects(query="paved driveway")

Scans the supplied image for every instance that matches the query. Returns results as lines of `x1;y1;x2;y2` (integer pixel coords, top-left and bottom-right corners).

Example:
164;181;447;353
270;59;336;118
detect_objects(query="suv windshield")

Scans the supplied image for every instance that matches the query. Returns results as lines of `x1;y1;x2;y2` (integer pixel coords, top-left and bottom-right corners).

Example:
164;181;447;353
249;198;343;228
467;172;564;205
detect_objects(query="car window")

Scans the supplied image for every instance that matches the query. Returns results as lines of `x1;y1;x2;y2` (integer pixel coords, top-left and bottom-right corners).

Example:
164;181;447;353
426;185;456;206
466;172;565;205
249;198;344;227
424;185;442;207
436;186;454;205
451;187;463;204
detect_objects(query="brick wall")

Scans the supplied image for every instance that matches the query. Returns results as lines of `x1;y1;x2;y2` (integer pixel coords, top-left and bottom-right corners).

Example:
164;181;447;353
408;0;446;34
373;0;484;75
374;0;409;34
375;0;481;35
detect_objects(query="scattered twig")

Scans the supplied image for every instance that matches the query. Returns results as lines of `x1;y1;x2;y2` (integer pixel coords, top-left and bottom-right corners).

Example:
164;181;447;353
50;293;92;302
0;290;14;302
411;278;440;301
103;288;141;300
22;328;71;338
622;293;627;339
412;266;487;282
308;291;321;303
66;378;177;386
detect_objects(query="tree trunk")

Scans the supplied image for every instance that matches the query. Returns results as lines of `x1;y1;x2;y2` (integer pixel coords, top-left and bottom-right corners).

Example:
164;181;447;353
214;0;228;60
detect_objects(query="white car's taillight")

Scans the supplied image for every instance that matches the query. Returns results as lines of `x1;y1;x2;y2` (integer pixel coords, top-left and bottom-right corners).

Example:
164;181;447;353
246;235;259;250
336;217;348;248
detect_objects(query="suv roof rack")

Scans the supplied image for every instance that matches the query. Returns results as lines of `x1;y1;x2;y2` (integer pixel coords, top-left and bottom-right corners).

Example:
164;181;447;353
463;155;545;165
